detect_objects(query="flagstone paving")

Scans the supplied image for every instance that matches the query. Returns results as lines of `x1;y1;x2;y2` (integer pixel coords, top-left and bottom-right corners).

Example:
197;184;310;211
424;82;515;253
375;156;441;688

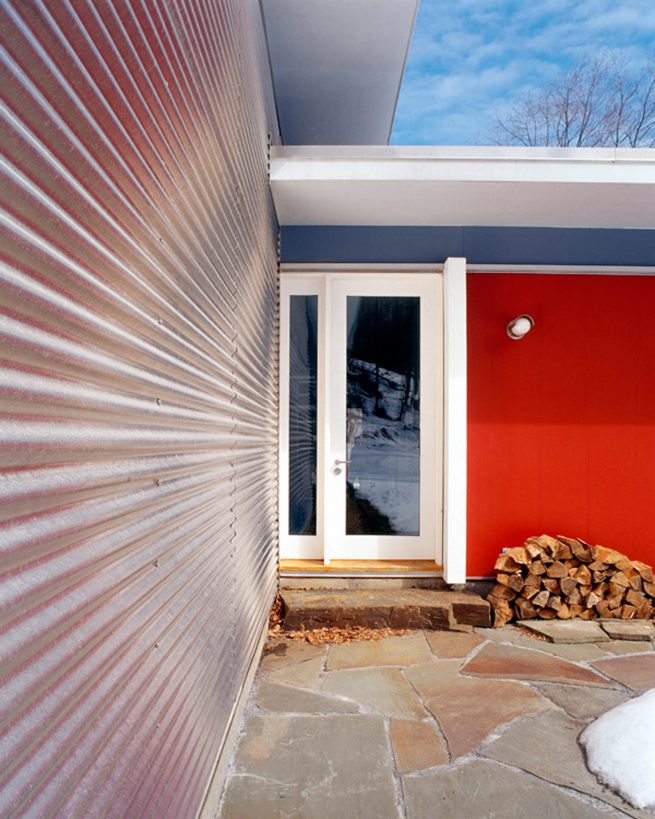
402;760;613;819
323;666;429;719
256;680;360;714
267;654;325;689
600;620;655;642
480;710;654;818
532;640;613;661
601;640;654;656
591;654;655;691
389;718;449;772
461;641;616;687
421;675;551;757
221;715;399;819
534;682;631;720
522;619;609;643
423;629;484;658
327;632;433;670
218;627;655;818
472;622;617;660
259;638;326;671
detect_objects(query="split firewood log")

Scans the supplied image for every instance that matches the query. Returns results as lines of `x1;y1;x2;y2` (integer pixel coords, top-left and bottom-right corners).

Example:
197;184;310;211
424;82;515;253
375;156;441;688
505;547;529;565
494;554;522;573
532;589;550;608
507;574;525;592
585;592;601;609
575;565;592;586
633;561;654;583
489;598;513;628
559;577;577;597
515;599;537;620
486;535;655;627
595;600;611;618
591;545;622;564
610;571;630;588
546;561;568;578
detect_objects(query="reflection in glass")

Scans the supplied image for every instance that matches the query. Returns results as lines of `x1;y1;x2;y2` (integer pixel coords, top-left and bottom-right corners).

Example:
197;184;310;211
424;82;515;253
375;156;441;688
289;296;318;535
346;296;420;535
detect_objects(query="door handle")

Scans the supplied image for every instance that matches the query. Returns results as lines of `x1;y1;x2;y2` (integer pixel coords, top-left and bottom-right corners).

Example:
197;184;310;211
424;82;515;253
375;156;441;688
333;458;350;475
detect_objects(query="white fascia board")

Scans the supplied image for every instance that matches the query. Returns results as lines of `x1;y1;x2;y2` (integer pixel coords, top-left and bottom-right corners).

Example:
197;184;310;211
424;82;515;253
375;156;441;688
270;146;655;228
272;156;654;184
273;144;654;158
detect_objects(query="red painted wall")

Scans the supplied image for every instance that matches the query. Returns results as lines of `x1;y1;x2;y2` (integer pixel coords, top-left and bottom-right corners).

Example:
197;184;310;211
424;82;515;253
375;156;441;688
467;274;655;577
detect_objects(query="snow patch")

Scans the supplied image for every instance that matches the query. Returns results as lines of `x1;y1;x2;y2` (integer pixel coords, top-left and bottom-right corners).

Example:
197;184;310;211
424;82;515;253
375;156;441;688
579;687;655;810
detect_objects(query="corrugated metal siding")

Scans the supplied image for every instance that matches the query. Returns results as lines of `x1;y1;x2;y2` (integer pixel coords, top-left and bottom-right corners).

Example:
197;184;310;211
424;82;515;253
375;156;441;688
0;1;279;817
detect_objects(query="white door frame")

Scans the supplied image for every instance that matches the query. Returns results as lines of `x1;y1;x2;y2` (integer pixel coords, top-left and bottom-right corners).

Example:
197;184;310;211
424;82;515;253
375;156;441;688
442;257;467;584
279;262;467;582
326;274;440;560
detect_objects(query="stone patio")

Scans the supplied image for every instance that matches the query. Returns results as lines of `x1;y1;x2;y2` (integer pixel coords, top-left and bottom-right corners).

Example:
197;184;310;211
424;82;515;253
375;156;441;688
217;624;655;818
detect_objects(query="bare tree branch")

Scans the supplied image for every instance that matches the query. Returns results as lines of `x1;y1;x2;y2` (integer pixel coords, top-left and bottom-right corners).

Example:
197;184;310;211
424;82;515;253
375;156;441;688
491;54;655;147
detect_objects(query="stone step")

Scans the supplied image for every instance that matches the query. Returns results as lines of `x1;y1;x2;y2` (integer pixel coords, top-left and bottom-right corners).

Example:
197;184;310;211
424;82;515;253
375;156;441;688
281;589;491;631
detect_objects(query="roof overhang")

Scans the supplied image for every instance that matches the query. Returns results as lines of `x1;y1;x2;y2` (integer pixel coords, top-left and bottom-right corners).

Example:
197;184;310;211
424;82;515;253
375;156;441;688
270;146;655;229
261;0;418;145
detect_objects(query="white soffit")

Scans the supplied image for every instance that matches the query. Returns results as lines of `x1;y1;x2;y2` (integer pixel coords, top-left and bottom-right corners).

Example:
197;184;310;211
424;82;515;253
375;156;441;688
270;146;655;228
261;0;418;145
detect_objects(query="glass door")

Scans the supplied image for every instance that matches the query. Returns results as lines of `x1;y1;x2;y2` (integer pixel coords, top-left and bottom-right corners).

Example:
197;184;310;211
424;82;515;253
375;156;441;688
280;272;442;563
325;276;440;560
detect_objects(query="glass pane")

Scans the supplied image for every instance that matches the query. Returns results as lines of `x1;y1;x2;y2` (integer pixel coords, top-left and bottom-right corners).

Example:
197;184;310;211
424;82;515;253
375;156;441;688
289;295;318;535
346;296;420;535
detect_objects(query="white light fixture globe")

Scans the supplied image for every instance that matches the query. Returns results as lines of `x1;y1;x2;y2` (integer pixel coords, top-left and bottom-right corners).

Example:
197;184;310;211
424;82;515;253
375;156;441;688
506;314;535;340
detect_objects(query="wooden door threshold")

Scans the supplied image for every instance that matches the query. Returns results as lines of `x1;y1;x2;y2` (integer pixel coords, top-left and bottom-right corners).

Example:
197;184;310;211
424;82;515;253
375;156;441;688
280;559;443;578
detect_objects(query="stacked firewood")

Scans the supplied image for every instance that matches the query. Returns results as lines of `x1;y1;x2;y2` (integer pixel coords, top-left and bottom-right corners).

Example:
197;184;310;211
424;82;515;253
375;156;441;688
488;535;655;628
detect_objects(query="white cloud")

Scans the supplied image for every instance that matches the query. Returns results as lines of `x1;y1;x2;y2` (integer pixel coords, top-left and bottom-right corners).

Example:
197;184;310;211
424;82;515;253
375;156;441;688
392;0;655;144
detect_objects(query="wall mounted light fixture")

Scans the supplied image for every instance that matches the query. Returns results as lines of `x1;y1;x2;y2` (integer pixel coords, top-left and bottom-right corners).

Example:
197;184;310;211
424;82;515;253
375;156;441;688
506;314;535;340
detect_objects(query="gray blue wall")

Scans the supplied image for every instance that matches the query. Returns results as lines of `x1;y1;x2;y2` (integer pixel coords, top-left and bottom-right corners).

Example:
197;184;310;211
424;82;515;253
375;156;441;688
281;226;655;266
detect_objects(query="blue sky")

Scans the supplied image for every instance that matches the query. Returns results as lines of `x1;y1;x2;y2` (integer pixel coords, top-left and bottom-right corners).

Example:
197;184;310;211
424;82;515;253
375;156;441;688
391;0;655;145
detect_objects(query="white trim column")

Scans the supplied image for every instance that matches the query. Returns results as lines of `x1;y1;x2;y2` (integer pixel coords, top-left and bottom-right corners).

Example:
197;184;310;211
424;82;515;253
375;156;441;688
443;257;467;584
